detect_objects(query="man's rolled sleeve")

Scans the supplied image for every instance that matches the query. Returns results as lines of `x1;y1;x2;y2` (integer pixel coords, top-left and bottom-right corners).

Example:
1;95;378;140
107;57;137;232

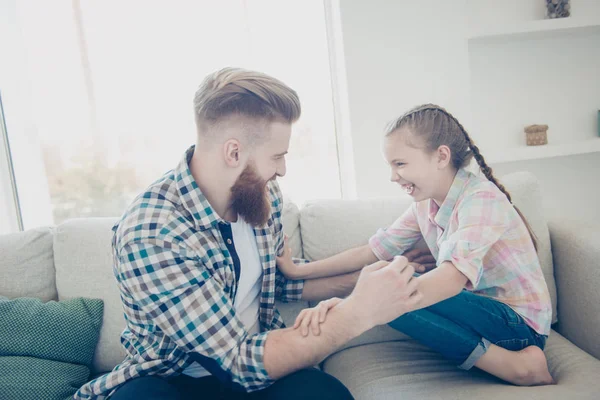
274;258;305;302
117;240;273;391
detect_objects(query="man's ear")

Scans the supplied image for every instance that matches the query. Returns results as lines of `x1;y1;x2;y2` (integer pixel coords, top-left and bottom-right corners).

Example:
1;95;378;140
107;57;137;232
437;145;452;169
223;139;242;168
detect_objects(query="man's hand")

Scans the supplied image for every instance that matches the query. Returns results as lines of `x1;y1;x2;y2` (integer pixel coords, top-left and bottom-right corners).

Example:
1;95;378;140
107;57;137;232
263;257;420;381
293;297;343;336
403;247;436;273
343;256;422;332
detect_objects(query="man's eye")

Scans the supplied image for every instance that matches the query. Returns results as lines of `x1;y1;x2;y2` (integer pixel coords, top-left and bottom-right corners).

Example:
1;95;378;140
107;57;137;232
395;162;405;167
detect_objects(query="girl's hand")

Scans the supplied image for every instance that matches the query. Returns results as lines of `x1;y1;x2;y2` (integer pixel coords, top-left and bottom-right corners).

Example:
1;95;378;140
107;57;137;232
276;235;303;279
403;247;437;273
293;297;343;336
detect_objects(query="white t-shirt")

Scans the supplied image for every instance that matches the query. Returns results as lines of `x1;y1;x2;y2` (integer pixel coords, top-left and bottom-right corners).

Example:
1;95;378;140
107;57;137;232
183;218;263;378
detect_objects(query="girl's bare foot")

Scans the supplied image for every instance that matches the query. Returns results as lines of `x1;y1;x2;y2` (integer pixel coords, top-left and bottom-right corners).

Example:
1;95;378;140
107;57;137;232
510;346;555;386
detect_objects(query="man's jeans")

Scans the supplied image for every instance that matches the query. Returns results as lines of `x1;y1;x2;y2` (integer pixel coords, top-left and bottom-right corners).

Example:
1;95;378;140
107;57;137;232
388;290;547;370
110;368;353;400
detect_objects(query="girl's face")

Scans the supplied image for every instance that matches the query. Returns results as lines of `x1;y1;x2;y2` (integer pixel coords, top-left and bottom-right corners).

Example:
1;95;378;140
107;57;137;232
383;129;453;204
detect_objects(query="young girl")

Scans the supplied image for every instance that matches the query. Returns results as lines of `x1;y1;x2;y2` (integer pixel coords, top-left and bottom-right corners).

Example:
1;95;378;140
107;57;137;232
277;104;554;386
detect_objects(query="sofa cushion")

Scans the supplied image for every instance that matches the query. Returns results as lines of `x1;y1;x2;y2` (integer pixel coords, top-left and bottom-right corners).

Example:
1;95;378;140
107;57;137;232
300;171;558;324
0;357;90;400
53;218;126;375
0;296;104;400
0;227;57;301
300;196;417;262
322;331;600;399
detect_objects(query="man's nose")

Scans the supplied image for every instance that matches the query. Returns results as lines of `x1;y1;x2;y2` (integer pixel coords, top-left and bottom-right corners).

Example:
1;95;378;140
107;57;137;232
277;160;287;178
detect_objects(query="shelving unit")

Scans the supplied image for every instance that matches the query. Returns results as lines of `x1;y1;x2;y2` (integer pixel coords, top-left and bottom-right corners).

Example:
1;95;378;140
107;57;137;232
485;138;600;164
469;16;600;41
467;9;600;164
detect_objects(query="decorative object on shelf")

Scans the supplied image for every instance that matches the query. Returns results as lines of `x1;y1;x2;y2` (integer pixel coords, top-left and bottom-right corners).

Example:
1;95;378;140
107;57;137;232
524;124;549;146
546;0;570;19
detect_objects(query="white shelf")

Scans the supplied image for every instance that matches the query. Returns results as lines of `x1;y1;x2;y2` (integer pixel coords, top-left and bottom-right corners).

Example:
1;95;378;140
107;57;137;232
469;17;600;41
486;138;600;164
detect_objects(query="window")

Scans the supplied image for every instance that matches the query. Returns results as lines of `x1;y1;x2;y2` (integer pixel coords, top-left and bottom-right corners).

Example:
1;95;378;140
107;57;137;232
4;0;343;228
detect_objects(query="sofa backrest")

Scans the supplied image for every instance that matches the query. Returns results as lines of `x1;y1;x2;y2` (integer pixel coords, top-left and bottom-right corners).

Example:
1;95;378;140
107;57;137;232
0;227;57;302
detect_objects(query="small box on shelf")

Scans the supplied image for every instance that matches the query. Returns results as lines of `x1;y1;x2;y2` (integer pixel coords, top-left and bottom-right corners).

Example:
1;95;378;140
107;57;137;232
525;124;548;146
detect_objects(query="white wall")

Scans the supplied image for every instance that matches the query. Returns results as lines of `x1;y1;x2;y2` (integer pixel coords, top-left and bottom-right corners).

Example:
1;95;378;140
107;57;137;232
338;0;471;199
492;153;599;222
338;0;600;222
2;0;598;231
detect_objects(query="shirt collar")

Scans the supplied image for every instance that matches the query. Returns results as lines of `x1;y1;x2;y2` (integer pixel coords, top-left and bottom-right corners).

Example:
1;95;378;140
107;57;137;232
429;168;471;229
174;145;227;231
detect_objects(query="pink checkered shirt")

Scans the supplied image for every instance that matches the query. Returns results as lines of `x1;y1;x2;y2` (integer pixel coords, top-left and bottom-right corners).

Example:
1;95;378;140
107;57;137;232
369;168;552;335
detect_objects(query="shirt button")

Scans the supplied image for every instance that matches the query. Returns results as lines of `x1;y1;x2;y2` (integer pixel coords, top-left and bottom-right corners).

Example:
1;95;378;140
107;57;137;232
227;239;232;245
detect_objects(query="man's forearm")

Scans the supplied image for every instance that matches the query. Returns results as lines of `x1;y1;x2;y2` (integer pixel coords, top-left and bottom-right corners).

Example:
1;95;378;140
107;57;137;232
300;271;360;302
263;298;366;379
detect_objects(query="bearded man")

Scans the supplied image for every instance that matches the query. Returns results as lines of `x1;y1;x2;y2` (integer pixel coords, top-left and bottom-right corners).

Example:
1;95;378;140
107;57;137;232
75;68;425;400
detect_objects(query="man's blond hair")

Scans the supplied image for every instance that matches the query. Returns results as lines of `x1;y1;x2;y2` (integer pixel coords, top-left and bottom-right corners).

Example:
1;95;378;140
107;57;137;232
193;68;301;141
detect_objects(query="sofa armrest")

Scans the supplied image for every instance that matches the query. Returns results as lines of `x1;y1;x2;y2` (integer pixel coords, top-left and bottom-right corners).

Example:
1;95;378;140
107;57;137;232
549;219;600;359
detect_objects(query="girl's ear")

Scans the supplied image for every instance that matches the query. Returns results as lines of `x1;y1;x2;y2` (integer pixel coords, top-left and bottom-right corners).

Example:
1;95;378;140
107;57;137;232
436;145;452;169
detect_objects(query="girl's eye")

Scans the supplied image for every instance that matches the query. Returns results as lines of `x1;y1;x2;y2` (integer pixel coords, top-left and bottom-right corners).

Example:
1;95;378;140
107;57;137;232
395;162;405;167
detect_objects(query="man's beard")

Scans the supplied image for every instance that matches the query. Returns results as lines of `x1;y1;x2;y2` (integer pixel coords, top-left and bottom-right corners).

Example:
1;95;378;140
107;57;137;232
230;163;273;227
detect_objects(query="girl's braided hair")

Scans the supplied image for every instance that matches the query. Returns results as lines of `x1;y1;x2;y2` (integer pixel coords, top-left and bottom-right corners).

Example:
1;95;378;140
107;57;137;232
386;104;538;250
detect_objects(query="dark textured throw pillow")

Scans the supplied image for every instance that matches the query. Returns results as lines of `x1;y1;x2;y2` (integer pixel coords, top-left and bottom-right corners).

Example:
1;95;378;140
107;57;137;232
0;297;104;400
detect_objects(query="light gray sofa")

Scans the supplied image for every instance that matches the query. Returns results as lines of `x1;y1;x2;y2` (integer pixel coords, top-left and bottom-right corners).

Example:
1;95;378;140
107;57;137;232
1;171;599;399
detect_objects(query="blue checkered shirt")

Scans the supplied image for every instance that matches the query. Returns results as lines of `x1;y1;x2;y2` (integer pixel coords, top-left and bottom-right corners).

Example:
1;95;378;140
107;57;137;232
75;146;305;399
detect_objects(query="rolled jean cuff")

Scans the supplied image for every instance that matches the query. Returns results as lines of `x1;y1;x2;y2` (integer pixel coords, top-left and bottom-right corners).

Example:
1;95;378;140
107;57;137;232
459;338;491;370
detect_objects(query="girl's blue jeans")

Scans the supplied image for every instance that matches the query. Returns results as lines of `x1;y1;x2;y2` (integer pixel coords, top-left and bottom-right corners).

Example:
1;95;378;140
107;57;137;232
388;290;547;370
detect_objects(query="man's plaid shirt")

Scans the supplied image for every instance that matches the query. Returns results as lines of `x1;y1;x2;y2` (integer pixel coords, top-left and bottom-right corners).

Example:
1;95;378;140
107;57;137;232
75;146;305;399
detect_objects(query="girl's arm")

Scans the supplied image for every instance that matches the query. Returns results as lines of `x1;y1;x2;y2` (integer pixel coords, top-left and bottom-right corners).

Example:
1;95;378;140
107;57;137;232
412;261;468;310
277;243;379;280
278;204;424;280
